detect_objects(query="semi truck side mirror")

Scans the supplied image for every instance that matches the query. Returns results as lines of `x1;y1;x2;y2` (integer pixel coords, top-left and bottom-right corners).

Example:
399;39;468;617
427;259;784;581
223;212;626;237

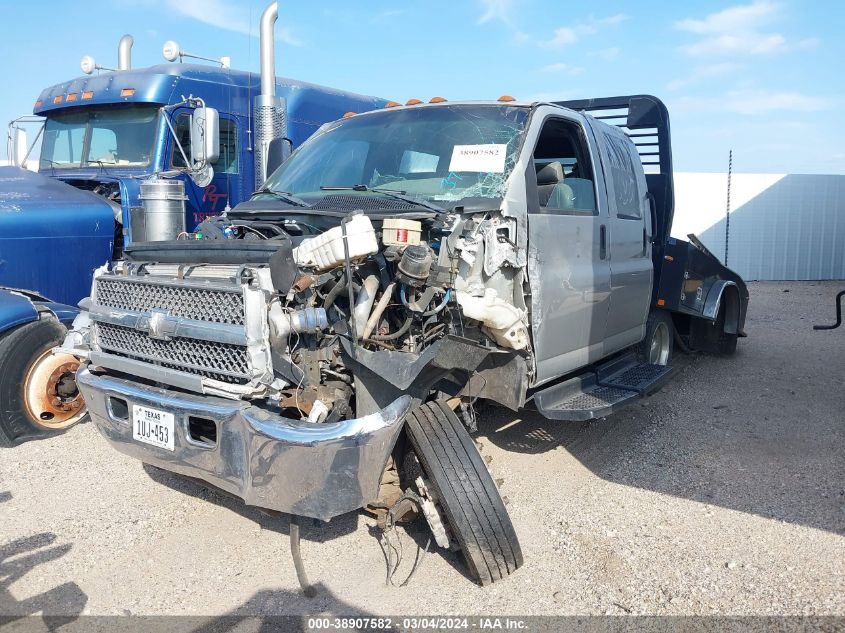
265;137;292;178
11;128;27;168
190;107;220;166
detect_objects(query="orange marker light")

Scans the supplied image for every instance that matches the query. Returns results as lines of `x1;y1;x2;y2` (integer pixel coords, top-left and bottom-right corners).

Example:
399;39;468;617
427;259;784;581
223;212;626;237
53;95;62;104
657;299;666;307
429;96;447;103
498;95;516;102
405;98;422;105
342;111;356;119
81;91;94;100
66;93;78;102
384;101;401;108
120;88;136;97
664;255;674;262
34;100;42;108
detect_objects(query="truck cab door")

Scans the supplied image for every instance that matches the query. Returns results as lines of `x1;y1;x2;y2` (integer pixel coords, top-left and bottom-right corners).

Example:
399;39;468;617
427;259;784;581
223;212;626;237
526;114;612;385
583;118;653;354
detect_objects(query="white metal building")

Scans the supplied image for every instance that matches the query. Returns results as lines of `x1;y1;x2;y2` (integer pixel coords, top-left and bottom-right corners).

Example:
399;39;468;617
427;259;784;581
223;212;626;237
672;173;845;281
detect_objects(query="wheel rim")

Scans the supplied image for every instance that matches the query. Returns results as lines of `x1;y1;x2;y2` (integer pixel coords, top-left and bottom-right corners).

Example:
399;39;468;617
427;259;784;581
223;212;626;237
23;349;86;430
648;322;671;365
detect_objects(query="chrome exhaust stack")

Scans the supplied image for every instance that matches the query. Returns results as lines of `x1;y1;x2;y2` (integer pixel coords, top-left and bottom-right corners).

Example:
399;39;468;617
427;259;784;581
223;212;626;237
254;1;288;189
118;34;134;70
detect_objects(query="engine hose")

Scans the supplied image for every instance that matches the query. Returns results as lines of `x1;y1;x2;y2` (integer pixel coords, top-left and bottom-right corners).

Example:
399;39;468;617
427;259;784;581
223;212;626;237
362;282;396;340
370;316;413;341
400;285;452;317
323;273;348;310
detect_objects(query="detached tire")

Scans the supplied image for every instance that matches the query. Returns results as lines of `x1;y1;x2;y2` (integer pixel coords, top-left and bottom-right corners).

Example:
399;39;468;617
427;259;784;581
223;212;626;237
404;400;523;585
638;309;674;365
0;316;86;447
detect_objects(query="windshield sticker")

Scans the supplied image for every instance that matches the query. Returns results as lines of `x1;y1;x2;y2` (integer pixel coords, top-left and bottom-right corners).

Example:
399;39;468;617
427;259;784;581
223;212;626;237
448;144;507;173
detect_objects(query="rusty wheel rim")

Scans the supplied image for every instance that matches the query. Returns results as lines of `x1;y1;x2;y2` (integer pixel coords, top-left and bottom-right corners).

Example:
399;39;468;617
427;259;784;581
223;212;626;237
23;349;86;430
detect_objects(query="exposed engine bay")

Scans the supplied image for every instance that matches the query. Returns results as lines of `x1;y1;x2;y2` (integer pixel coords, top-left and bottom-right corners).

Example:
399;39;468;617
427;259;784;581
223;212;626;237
68;205;534;423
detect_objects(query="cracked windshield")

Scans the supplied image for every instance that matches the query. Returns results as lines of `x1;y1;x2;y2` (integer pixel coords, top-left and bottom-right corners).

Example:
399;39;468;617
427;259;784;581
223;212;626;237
263;105;529;206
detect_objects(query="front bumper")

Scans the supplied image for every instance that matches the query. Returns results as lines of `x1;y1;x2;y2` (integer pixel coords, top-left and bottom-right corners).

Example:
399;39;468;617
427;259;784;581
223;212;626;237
77;367;411;521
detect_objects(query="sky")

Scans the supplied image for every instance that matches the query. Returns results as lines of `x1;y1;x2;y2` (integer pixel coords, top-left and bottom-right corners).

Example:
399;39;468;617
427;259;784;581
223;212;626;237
1;0;842;174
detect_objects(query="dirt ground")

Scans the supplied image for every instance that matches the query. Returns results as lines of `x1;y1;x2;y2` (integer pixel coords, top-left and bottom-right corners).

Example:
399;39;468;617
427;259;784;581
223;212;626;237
1;281;843;618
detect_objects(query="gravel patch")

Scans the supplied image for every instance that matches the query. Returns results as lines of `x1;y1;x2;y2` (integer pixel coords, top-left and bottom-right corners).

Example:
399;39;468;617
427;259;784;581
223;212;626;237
0;281;843;617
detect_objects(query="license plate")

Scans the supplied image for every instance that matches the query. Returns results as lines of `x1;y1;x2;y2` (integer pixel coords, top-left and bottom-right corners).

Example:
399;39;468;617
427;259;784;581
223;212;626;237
132;405;175;451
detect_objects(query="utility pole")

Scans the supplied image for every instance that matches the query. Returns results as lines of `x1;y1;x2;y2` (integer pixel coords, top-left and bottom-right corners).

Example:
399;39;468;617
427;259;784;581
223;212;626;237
725;149;732;266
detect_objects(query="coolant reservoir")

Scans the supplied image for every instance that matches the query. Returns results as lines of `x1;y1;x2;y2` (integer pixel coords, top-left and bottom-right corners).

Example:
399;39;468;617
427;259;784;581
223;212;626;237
293;214;378;271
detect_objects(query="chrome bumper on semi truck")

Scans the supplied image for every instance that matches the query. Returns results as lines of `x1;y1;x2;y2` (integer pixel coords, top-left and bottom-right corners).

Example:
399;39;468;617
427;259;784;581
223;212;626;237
76;367;410;521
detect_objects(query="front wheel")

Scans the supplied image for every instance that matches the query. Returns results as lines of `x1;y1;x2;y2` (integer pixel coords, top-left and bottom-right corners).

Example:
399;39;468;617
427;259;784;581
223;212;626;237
0;316;86;447
638;310;674;366
403;400;523;585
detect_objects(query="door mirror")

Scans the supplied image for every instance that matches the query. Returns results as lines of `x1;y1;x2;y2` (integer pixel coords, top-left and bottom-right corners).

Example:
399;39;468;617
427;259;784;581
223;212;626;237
11;127;27;168
265;137;292;178
190;106;219;166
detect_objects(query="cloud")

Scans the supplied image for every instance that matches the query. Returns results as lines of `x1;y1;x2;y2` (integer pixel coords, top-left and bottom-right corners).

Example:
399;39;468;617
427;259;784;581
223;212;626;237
540;63;585;76
666;62;743;91
478;0;516;25
539;14;629;48
166;0;303;46
589;47;621;62
674;1;807;57
673;90;832;115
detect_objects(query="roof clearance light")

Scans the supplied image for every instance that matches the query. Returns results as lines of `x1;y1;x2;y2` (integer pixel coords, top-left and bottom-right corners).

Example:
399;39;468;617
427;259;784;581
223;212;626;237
384;101;401;108
498;95;516;102
34;100;42;108
66;93;78;102
120;88;136;97
53;95;62;104
342;111;356;119
81;91;94;100
405;98;422;105
429;96;447;103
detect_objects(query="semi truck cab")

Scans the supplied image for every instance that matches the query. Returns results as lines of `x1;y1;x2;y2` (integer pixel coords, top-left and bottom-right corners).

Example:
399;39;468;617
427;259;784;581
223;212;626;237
0;2;387;445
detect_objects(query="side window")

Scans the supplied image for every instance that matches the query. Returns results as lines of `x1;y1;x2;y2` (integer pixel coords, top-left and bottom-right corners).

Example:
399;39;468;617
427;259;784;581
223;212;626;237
171;114;192;168
531;117;597;215
171;114;239;174
217;118;238;174
602;131;641;219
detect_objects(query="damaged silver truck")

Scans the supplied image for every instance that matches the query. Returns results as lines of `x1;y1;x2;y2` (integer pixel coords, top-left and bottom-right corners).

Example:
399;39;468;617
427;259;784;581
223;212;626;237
60;94;748;587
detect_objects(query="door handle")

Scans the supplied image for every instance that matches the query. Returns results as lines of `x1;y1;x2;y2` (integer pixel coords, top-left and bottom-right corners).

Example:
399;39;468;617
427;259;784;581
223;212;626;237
599;225;607;260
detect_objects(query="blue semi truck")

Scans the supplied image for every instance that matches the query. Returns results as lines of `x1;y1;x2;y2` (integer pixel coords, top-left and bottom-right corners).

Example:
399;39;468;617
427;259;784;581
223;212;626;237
0;2;386;445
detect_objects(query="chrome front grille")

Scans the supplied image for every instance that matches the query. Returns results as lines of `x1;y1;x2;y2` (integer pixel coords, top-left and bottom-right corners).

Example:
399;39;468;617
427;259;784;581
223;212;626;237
96;277;245;325
96;322;250;384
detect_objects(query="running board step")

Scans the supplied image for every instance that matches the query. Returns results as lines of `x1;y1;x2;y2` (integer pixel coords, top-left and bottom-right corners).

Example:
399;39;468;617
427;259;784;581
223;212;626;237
534;354;674;421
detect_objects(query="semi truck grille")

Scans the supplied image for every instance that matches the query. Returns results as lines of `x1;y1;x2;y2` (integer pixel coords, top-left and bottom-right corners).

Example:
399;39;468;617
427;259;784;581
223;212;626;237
96;322;250;384
95;277;245;325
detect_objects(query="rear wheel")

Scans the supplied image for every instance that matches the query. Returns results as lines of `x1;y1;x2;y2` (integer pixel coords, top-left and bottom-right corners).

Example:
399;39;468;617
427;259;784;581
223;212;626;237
713;305;738;355
403;400;523;585
0;316;86;447
638;310;674;366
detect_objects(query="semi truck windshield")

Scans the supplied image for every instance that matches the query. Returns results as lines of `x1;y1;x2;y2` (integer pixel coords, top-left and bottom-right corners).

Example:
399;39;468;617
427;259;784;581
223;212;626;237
40;105;159;169
263;105;529;205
